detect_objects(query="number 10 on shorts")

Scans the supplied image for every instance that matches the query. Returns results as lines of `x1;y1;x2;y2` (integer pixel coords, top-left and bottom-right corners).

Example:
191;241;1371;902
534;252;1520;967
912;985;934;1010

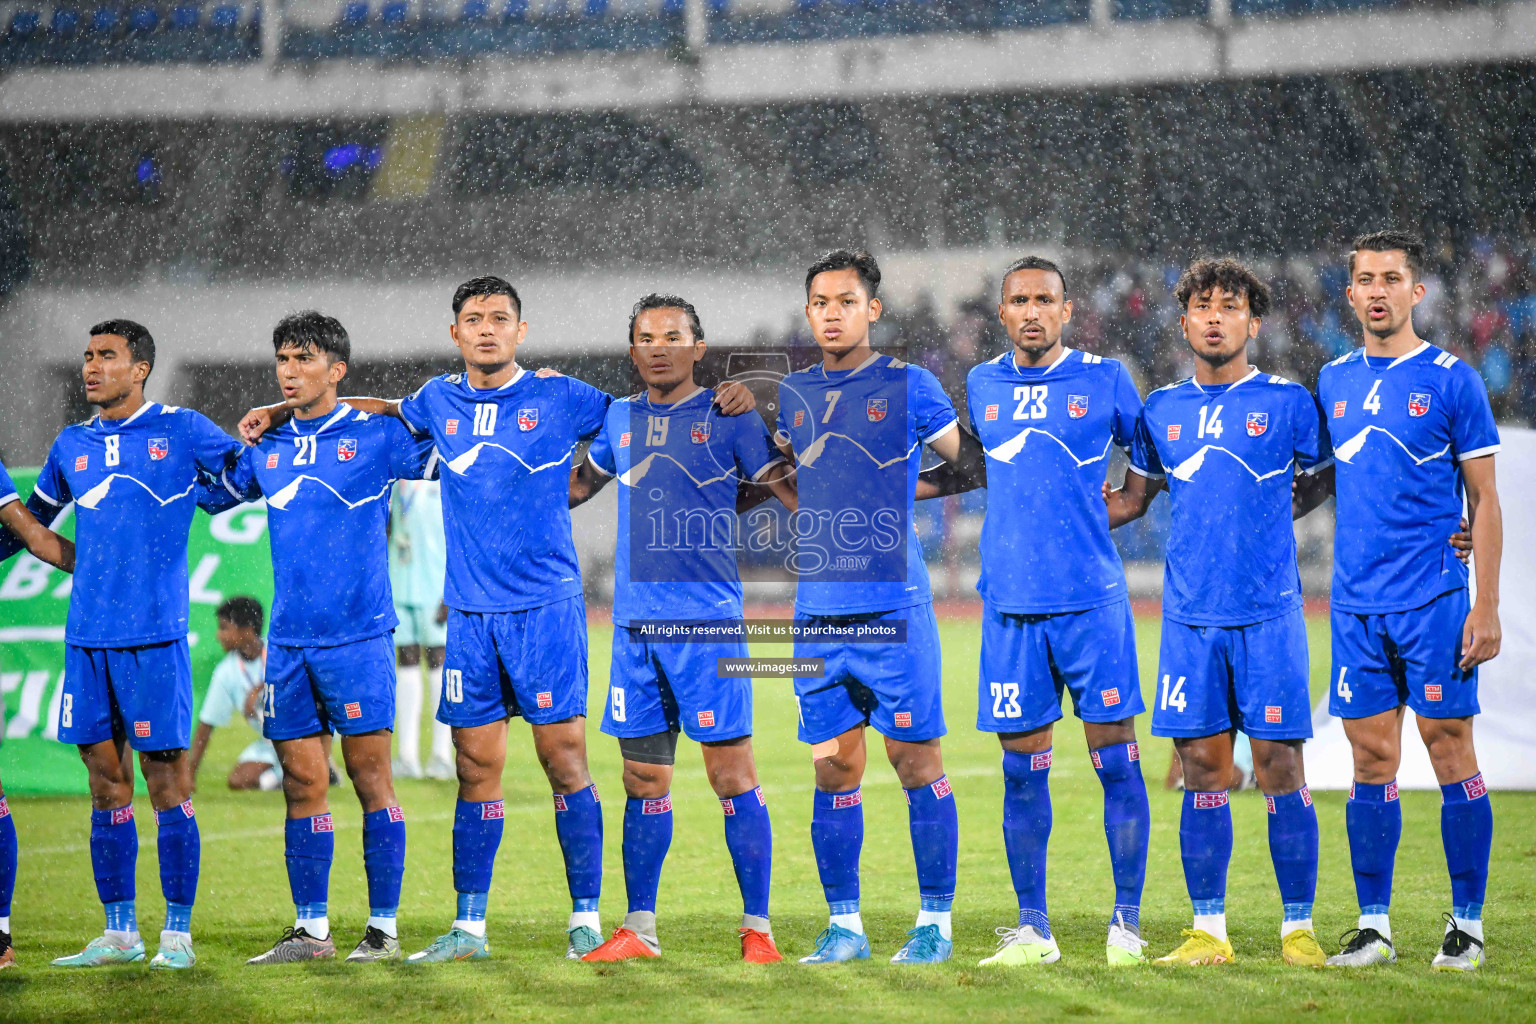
1160;674;1186;712
444;669;464;703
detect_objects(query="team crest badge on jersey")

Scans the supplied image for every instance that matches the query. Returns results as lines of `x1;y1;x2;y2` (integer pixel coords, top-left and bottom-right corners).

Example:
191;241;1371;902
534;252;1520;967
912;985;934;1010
619;432;632;448
984;404;999;421
518;408;539;431
867;398;887;422
1068;395;1088;419
1408;392;1432;417
1246;412;1268;437
337;438;357;461
148;437;169;460
691;421;711;444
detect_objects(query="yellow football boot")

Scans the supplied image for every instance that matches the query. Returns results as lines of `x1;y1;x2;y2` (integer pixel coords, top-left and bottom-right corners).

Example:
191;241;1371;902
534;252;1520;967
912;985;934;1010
1153;929;1235;966
1282;928;1326;967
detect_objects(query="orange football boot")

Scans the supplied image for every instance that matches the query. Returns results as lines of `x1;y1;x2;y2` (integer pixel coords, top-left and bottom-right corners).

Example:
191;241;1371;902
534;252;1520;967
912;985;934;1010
739;928;784;963
581;928;660;962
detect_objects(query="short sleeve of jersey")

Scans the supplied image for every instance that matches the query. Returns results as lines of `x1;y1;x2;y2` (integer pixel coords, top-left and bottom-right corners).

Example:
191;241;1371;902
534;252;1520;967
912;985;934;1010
397;380;434;437
586;419;617;477
1128;409;1165;478
1111;365;1143;449
223;446;262;501
1293;386;1333;474
732;413;782;482
187;409;242;477
912;366;958;443
32;441;72;508
1449;363;1501;462
0;458;16;508
566;377;613;441
385;416;435;480
198;660;240;727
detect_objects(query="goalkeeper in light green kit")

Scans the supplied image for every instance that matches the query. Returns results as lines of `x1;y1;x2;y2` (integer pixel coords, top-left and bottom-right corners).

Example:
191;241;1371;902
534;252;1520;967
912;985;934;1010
389;478;453;780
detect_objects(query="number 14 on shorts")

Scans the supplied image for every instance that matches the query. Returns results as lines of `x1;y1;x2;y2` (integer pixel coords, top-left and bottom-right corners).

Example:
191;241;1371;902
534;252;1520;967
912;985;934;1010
1160;674;1187;712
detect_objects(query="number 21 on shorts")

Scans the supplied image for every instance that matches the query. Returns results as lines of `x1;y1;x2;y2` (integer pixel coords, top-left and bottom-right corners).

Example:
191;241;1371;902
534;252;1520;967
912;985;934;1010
1160;674;1187;712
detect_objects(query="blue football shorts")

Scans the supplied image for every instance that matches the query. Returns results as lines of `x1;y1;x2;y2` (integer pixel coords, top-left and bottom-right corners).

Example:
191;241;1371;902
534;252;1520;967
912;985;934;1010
264;632;398;740
793;602;945;745
59;640;193;751
602;623;752;742
440;595;588;729
1152;607;1312;741
1329;588;1478;720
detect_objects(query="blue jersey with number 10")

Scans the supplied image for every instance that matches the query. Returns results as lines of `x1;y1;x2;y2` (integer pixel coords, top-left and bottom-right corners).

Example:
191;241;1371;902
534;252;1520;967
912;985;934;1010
967;347;1142;614
1130;369;1331;627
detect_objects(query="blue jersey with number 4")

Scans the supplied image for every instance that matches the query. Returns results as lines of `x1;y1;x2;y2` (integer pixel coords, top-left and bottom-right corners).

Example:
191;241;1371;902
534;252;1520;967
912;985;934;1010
28;402;241;647
774;353;958;617
967;347;1142;614
588;387;783;626
398;368;611;613
1318;342;1500;614
1129;369;1331;627
228;403;436;647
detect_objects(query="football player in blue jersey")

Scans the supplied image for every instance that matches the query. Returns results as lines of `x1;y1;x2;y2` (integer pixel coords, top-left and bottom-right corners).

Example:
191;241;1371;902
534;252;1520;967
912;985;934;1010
18;321;243;970
1106;259;1333;968
0;458;77;969
239;277;757;963
774;250;984;966
957;257;1152;968
1316;232;1502;972
567;294;795;964
222;312;433;966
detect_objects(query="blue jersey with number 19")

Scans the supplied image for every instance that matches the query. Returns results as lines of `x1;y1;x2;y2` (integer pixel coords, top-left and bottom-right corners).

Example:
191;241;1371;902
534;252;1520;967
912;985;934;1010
1318;342;1500;614
398;368;612;612
774;353;958;617
967;347;1142;614
1129;370;1331;626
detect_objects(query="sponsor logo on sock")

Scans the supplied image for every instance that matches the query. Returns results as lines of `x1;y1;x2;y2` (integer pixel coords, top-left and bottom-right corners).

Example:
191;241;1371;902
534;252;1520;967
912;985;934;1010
643;796;672;814
313;813;335;833
589;784;600;802
344;701;362;719
0;796;9;817
388;805;405;822
1301;786;1312;806
1463;774;1487;800
111;806;134;825
446;419;459;435
536;691;553;709
179;799;195;818
483;799;505;819
720;797;735;815
1265;705;1282;723
1031;751;1052;771
1128;741;1139;761
1425;684;1443;702
266;452;280;469
754;785;765;805
1193;791;1229;809
893;711;911;728
553;794;568;812
931;776;952;799
1091;750;1102;769
1266;795;1276;813
1386;781;1399;801
832;790;862;810
134;721;151;737
1102;687;1121;707
698;709;715;728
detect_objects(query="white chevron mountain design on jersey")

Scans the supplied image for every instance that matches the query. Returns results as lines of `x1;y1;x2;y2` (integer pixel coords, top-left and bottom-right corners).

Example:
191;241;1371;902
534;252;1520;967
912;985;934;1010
75;475;197;510
1169;446;1294;483
618;452;740;489
797;432;921;469
445;443;573;476
1333;426;1452;466
265;476;393;511
985;428;1113;466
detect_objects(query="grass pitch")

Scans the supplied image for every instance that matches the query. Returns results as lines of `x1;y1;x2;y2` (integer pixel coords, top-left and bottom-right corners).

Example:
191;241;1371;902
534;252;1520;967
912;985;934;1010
2;615;1533;1023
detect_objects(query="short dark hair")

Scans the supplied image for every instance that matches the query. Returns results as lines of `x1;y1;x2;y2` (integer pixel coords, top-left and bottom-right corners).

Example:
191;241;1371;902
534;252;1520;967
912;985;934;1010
272;310;350;364
1349;230;1426;282
628;293;704;345
805;248;881;300
452;275;522;319
1174;257;1272;318
1001;256;1067;298
89;319;155;382
216;595;263;633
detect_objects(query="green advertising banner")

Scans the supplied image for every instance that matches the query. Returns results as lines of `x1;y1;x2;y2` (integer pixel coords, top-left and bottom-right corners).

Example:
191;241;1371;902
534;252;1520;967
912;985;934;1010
0;468;274;795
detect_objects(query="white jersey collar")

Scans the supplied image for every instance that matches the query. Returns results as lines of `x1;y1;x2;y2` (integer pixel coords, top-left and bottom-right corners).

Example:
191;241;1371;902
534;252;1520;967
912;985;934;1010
1192;365;1261;394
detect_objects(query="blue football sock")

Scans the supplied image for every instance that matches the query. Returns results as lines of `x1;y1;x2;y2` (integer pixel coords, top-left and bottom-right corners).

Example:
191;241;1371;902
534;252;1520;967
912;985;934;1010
1180;790;1232;917
1002;750;1051;937
0;797;15;921
1092;742;1149;931
554;786;603;911
1346;780;1401;918
285;813;334;923
906;775;958;914
452;799;504;903
721;787;772;919
811;787;863;910
1441;774;1493;920
90;805;138;932
156;802;199;933
456;891;487;923
622;794;673;915
1266;787;1318;928
362;806;407;921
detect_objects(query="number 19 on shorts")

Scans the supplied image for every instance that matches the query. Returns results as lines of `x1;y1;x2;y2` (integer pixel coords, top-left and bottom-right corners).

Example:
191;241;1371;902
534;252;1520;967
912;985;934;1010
1160;674;1187;713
